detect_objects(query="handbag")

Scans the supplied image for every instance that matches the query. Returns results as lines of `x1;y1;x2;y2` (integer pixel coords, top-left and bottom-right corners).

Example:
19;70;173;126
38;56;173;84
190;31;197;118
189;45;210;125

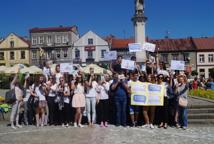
178;97;188;107
5;89;16;104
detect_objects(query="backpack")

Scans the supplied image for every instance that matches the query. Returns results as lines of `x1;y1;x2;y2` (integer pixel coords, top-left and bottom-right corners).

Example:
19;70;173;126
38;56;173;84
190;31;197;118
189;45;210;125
5;89;16;104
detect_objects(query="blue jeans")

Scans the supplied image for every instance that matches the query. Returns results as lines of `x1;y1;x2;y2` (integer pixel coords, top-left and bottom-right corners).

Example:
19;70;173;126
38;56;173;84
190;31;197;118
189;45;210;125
86;97;96;123
178;106;188;127
115;97;127;126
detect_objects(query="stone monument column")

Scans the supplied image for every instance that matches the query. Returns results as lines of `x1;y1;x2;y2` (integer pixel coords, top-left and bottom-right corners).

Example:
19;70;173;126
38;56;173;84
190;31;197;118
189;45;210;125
132;0;147;62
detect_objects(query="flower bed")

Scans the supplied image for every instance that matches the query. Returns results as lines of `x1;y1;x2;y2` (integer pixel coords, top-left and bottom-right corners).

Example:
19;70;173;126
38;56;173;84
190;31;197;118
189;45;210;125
189;89;214;100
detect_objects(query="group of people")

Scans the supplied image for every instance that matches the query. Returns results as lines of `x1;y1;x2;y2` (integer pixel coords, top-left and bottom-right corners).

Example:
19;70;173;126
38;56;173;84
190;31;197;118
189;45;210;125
9;55;189;130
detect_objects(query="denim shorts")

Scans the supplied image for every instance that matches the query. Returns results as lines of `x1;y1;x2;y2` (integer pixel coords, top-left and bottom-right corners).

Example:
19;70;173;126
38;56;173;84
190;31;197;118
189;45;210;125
129;105;140;114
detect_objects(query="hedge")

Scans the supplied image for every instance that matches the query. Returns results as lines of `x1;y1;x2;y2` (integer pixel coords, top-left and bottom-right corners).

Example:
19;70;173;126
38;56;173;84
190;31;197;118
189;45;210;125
189;89;214;100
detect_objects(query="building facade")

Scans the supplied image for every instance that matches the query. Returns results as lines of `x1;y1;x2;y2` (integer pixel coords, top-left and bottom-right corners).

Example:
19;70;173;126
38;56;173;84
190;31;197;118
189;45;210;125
29;26;79;66
0;33;30;66
194;37;214;78
73;31;110;64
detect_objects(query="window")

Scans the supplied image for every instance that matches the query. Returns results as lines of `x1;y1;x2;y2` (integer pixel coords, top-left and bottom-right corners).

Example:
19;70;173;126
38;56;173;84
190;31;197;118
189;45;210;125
47;35;52;44
56;50;60;58
183;53;190;62
20;51;25;59
32;50;37;59
208;54;214;63
0;52;4;60
172;54;179;60
88;51;93;58
10;41;14;48
161;54;168;63
55;35;61;43
101;50;106;58
10;51;15;60
32;37;37;45
199;69;205;77
38;36;44;44
75;48;80;59
88;38;93;45
63;49;68;58
199;54;205;63
62;35;69;43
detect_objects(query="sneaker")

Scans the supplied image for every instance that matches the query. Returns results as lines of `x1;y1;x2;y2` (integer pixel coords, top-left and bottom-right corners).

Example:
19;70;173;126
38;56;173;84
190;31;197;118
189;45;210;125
62;124;66;128
74;123;77;128
11;125;17;129
150;124;155;129
16;124;22;128
176;123;181;129
182;127;187;130
142;124;150;128
100;122;104;127
65;123;69;127
78;124;84;128
104;122;108;127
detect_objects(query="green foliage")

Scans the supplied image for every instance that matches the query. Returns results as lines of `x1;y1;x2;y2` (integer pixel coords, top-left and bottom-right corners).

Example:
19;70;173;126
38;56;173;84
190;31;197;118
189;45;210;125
189;89;214;100
191;70;198;76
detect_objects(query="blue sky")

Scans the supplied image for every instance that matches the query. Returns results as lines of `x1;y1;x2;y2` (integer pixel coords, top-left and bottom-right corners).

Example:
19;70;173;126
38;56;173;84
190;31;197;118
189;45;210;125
0;0;213;39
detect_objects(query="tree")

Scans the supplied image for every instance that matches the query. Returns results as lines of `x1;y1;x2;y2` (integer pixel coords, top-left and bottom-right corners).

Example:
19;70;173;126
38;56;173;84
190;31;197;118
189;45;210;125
191;70;198;76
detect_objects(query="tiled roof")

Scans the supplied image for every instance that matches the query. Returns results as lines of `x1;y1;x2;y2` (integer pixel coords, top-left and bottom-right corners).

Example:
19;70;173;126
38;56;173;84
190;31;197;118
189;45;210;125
192;37;214;50
110;38;134;49
109;37;196;51
29;26;77;33
149;38;196;52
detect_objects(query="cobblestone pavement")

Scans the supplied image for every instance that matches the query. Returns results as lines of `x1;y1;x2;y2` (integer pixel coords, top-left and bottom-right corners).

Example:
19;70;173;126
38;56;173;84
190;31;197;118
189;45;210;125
0;124;213;144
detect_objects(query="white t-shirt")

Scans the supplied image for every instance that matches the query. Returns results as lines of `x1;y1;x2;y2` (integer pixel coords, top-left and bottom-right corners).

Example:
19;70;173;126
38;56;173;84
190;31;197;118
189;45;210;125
48;84;57;97
74;84;85;94
86;81;98;98
35;86;46;101
64;85;70;104
23;88;31;102
99;82;110;100
55;72;63;84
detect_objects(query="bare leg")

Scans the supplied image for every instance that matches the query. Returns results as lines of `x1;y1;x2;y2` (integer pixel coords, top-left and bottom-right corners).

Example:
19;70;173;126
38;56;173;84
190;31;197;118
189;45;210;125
143;107;149;124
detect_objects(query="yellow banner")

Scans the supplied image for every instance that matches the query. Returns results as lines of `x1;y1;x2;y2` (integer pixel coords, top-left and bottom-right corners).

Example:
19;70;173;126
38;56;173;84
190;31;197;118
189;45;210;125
130;81;164;106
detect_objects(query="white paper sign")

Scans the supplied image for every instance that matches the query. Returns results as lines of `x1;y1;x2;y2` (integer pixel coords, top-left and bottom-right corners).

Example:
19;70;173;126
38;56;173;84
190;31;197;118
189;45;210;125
128;43;142;52
142;43;156;52
60;63;74;74
121;59;135;70
170;60;185;71
104;51;117;60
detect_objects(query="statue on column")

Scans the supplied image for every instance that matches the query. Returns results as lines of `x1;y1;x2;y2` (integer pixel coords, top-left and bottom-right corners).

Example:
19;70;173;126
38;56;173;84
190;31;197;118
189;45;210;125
135;0;144;14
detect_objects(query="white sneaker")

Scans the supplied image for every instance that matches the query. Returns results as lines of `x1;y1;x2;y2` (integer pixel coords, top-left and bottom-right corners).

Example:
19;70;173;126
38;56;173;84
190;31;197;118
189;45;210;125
78;124;84;128
65;123;69;127
62;124;66;128
11;125;17;129
150;124;155;129
74;123;77;128
142;124;150;128
16;124;22;128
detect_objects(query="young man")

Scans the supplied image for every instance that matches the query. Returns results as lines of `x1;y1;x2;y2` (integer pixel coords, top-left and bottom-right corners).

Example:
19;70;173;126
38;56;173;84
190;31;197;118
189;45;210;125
128;70;140;127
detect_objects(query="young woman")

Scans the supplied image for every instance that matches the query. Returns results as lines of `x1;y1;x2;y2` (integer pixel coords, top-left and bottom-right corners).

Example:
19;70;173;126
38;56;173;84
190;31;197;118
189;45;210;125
46;76;57;125
96;74;110;127
157;74;171;129
142;74;156;129
33;75;48;127
57;77;71;127
23;73;32;125
85;69;98;127
175;75;189;130
10;68;24;129
54;64;63;84
71;76;85;128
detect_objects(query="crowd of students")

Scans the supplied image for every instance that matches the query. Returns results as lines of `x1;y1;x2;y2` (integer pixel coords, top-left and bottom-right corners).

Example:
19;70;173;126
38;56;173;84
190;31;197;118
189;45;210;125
9;55;189;130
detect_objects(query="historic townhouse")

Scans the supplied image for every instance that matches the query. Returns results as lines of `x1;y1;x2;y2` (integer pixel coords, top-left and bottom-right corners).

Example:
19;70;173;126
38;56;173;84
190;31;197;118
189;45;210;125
193;37;214;78
29;26;79;67
73;31;110;64
0;33;30;66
